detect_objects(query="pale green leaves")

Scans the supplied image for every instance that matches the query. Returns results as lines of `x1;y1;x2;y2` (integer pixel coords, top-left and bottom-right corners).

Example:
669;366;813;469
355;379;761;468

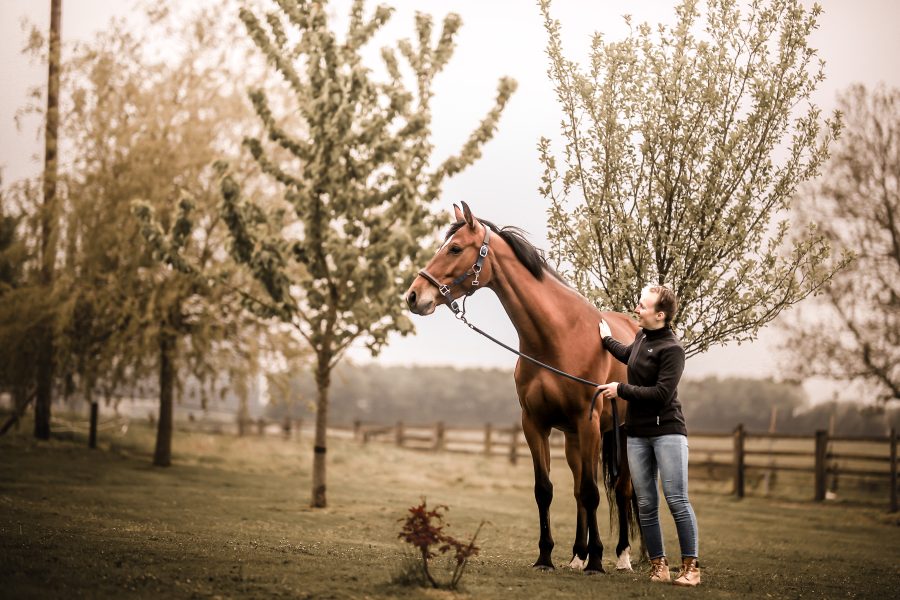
540;0;845;358
212;0;516;364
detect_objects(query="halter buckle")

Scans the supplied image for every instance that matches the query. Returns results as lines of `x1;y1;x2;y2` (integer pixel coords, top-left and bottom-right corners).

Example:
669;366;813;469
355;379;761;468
472;263;482;274
439;284;451;296
479;245;489;258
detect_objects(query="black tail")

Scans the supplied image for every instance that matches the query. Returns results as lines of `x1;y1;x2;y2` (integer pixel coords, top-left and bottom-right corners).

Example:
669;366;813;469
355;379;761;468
600;424;621;494
601;426;643;556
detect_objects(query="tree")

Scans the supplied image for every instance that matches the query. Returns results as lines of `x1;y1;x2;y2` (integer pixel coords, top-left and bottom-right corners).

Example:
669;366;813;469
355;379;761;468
538;0;850;357
35;3;263;463
143;0;516;507
783;85;900;404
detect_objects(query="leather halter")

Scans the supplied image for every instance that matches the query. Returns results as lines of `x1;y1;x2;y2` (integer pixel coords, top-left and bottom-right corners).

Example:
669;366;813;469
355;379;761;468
417;226;491;316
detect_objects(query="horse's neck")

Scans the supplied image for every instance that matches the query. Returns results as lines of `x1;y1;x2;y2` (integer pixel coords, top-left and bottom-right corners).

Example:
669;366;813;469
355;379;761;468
487;246;592;354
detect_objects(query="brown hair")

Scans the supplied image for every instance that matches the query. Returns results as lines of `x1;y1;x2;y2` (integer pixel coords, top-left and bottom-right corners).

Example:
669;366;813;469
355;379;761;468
647;284;678;325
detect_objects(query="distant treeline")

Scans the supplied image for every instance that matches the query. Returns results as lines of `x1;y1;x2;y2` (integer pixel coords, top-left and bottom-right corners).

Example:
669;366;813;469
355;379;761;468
266;364;899;436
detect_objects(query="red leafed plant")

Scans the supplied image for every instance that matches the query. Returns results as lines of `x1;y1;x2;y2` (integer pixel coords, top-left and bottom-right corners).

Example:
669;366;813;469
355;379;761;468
398;499;485;589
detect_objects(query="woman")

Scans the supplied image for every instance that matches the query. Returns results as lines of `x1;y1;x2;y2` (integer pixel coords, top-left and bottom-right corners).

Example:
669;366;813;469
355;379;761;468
596;284;700;587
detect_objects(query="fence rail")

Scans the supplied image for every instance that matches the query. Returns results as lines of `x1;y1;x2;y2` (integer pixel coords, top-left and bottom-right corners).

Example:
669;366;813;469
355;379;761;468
354;420;899;512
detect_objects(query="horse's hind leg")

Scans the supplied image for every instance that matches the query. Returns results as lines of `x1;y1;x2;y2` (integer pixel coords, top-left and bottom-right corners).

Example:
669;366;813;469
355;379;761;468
617;432;644;569
604;426;636;571
614;481;634;571
522;414;554;570
577;415;605;574
564;433;588;569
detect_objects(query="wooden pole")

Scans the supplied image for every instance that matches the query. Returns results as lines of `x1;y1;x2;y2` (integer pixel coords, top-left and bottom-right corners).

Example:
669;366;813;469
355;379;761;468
395;420;404;447
35;0;63;441
88;400;98;449
484;423;493;456
509;422;519;465
434;421;445;451
890;428;897;513
814;430;828;501
733;424;745;499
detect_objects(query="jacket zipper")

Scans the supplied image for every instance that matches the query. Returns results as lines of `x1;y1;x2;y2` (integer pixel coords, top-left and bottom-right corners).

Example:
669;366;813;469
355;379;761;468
656;416;660;426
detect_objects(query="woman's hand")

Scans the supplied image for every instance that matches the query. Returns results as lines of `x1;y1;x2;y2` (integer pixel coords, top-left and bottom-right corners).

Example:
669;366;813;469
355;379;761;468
596;382;619;401
599;319;612;339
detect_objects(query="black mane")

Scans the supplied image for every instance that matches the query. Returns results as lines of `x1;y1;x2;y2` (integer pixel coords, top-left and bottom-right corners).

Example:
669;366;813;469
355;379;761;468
445;219;566;283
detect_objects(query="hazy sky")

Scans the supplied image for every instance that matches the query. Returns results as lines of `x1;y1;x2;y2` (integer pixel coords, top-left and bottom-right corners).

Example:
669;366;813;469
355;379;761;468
2;0;899;388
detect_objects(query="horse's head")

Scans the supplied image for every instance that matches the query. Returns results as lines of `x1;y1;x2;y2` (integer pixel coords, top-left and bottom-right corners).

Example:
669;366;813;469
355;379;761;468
406;201;494;316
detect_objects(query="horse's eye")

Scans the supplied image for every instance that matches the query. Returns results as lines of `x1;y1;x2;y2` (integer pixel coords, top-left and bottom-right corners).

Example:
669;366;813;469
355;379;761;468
449;245;462;255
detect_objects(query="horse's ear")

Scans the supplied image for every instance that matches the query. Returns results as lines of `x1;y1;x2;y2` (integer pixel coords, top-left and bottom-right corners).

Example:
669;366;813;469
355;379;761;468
461;201;476;230
453;203;464;223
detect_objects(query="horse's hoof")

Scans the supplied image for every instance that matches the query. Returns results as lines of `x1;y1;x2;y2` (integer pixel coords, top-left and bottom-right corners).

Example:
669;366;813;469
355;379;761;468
566;556;587;570
615;547;633;572
532;563;555;572
584;557;605;575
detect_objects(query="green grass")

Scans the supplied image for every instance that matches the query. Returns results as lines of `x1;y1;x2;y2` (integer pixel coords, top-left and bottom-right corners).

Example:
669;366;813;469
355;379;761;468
1;417;898;599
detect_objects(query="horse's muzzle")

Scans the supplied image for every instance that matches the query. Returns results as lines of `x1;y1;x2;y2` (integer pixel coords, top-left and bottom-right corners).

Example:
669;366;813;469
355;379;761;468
405;280;437;315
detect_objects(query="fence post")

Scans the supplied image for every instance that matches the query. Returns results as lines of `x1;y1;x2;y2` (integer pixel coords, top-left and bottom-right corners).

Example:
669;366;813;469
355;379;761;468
257;418;266;436
509;422;519;465
733;424;745;499
434;421;445;451
395;420;405;448
827;413;839;495
890;428;897;513
353;419;361;442
88;400;99;449
762;406;777;496
484;423;493;456
814;429;828;502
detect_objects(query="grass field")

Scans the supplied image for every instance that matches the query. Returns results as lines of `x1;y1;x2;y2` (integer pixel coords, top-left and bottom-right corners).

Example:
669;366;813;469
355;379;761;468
1;417;898;599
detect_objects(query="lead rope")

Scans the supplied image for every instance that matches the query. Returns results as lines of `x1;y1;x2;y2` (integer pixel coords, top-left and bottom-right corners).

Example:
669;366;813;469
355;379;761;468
453;296;623;479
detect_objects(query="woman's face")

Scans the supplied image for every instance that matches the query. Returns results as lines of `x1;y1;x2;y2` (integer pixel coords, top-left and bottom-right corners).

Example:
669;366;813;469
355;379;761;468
634;291;665;329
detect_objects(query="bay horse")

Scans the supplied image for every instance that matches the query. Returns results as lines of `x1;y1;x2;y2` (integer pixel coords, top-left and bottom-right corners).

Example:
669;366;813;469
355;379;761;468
405;202;640;573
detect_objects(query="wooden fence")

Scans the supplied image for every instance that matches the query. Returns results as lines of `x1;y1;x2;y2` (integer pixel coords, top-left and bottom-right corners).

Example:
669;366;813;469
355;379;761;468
355;420;899;512
48;408;894;512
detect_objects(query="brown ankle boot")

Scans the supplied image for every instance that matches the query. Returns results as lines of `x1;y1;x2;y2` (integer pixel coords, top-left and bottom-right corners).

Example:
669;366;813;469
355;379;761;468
649;556;670;582
673;557;701;587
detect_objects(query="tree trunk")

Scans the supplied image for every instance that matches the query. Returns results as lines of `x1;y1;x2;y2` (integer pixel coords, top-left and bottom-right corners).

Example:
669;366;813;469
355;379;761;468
153;332;176;467
35;0;63;441
311;355;331;508
34;344;53;439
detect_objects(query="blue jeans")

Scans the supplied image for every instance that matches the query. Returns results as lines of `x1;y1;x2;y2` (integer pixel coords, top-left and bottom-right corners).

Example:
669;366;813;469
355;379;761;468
627;434;699;560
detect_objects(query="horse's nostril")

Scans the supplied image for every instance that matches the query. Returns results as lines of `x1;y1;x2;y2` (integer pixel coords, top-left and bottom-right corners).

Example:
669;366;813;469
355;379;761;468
407;290;417;307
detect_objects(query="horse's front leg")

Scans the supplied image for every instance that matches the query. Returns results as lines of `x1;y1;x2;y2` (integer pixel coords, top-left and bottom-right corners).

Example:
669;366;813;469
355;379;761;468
522;414;554;570
564;432;588;569
577;413;605;574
